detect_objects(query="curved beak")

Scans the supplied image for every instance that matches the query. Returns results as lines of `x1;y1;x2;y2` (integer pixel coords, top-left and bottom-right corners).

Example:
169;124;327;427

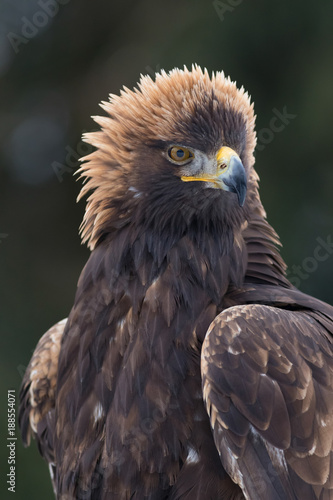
218;151;247;207
181;146;247;207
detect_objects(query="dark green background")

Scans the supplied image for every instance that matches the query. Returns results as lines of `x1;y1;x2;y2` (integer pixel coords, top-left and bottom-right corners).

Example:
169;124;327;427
1;0;332;498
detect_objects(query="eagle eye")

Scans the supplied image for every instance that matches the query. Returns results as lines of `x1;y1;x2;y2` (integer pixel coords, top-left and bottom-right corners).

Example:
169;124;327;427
167;146;194;165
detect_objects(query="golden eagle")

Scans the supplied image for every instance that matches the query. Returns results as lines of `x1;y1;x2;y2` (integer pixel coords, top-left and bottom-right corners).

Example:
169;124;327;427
19;66;333;499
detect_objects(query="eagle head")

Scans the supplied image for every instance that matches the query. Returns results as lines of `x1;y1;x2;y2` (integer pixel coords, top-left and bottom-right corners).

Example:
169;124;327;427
78;65;257;250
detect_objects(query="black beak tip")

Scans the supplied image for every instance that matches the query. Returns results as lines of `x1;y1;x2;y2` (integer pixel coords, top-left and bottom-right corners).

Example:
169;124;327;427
237;183;247;207
223;156;247;207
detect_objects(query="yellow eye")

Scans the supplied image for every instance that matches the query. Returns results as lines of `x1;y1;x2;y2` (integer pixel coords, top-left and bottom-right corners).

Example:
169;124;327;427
168;146;194;164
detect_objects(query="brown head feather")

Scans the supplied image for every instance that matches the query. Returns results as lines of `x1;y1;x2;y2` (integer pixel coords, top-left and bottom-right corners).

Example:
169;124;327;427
77;65;257;250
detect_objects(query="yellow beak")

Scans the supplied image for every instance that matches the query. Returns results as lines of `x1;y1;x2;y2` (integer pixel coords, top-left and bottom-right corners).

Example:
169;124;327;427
181;146;247;207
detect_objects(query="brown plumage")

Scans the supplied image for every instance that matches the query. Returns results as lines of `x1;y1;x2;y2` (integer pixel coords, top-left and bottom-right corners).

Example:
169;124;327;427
19;66;333;499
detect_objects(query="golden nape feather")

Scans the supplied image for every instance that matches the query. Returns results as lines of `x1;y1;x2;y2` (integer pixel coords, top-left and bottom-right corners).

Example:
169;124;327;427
19;66;333;500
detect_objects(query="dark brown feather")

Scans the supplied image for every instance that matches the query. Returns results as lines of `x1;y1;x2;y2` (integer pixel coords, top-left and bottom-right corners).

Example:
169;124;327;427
18;319;65;494
202;303;333;500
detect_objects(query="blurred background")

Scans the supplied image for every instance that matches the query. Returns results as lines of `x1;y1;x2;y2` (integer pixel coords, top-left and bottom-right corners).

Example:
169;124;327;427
1;0;332;497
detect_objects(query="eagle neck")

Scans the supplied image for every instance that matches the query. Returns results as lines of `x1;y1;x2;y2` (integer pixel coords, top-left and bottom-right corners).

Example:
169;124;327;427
96;216;247;318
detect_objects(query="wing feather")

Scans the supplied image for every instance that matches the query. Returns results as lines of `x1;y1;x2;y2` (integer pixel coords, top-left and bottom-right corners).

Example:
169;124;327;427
18;319;66;492
201;304;333;500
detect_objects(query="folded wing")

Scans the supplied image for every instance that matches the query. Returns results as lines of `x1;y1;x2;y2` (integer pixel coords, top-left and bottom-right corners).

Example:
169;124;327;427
201;303;333;500
18;319;66;492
